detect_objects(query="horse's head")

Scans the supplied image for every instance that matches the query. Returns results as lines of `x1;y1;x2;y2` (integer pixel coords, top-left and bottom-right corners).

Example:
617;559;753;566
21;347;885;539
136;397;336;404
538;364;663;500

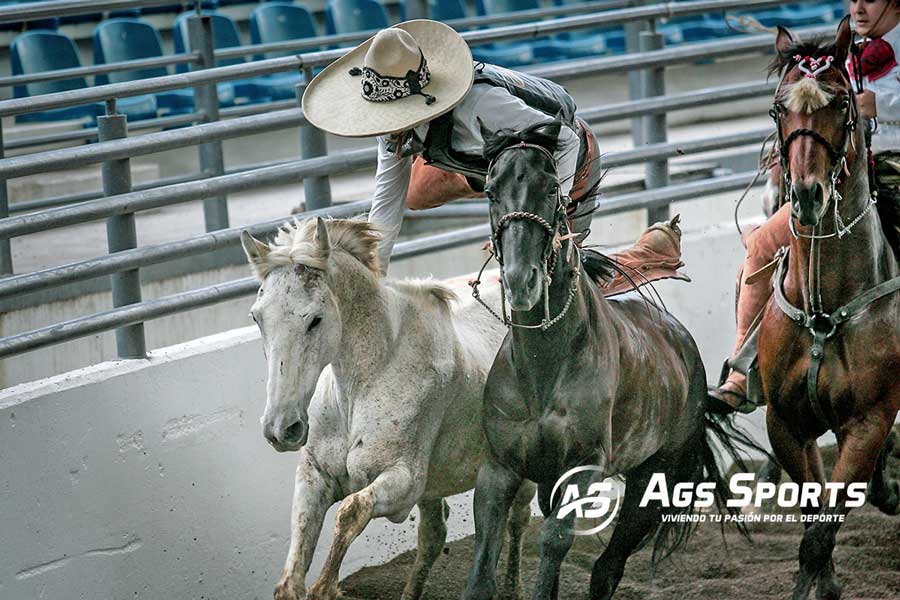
770;17;855;227
241;217;380;452
481;119;565;311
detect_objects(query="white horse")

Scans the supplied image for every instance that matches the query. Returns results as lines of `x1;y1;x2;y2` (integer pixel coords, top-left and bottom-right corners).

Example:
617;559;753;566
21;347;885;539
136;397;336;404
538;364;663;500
241;217;534;600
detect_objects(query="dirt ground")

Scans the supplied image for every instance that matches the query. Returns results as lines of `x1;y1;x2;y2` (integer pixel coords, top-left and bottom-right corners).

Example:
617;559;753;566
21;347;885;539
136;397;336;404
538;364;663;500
339;430;900;600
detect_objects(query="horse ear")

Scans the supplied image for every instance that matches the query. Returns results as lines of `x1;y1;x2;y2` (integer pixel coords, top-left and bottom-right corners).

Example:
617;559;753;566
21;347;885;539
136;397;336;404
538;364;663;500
241;230;270;279
775;26;795;54
834;15;852;67
315;217;332;259
539;119;561;141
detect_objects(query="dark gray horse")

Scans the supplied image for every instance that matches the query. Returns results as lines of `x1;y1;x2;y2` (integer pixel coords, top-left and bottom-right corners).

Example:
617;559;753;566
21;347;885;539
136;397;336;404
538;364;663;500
461;121;749;600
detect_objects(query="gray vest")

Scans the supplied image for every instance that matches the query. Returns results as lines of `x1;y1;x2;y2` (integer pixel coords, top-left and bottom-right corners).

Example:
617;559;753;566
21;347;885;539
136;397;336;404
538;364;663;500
420;63;577;184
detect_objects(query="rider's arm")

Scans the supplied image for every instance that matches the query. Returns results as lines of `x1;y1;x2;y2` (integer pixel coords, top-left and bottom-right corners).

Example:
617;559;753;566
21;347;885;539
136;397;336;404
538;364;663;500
469;86;580;198
369;136;412;272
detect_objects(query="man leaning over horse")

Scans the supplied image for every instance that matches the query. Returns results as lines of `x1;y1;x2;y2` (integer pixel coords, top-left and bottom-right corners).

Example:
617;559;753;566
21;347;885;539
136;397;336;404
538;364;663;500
301;20;604;272
711;0;900;413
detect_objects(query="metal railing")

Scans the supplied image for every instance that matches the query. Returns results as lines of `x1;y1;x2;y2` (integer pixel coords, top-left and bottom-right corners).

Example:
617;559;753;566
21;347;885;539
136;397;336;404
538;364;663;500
0;0;834;366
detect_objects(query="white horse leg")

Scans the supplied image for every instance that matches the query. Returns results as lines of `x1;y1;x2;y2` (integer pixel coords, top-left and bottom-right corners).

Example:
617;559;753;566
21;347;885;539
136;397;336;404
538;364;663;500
400;498;449;600
307;466;417;600
275;451;335;600
500;481;536;600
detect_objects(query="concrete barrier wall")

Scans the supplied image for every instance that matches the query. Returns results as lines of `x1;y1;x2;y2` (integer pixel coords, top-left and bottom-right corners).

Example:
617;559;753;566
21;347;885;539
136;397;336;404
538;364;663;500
0;222;788;598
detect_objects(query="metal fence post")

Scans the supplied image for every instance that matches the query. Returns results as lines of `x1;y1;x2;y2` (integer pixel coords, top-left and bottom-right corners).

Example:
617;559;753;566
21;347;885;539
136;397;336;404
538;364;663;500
188;13;229;231
99;100;146;358
0;120;12;275
296;67;332;211
625;0;651;146
639;30;669;225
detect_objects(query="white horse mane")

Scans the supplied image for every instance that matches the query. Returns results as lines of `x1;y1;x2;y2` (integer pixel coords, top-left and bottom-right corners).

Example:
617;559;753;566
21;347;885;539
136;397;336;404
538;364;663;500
783;77;834;114
250;217;458;305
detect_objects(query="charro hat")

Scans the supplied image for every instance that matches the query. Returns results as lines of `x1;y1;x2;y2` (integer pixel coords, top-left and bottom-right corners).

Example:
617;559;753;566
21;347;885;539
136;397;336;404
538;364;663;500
302;20;474;138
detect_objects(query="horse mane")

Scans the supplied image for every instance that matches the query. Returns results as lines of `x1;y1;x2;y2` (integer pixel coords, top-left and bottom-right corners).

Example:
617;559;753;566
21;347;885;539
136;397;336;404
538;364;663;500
256;217;381;277
769;36;843;114
482;119;561;161
387;278;459;307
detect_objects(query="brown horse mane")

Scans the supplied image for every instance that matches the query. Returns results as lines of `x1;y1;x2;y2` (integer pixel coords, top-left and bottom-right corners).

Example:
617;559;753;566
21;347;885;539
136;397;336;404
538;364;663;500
767;36;840;78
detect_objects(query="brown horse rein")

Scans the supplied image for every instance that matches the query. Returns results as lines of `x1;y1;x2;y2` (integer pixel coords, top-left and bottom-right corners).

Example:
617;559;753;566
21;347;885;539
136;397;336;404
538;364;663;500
469;140;583;331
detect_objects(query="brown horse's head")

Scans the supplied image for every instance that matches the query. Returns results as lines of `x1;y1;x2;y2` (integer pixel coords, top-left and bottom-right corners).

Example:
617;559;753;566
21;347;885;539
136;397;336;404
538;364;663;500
770;17;855;227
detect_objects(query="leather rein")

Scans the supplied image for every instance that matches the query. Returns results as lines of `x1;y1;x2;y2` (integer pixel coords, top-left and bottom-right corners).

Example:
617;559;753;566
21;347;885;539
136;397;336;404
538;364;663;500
770;53;900;428
469;140;582;331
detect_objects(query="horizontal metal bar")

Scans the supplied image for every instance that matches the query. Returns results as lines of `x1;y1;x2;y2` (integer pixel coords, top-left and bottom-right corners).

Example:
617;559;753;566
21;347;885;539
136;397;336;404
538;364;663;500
602;128;770;168
6;98;283;152
0;148;378;239
0;53;200;89
0;200;372;299
10;171;205;214
593;169;762;215
0;0;186;24
0;171;763;359
5;111;203;152
0;0;798;118
526;24;832;80
581;80;776;123
0;109;304;180
215;0;632;60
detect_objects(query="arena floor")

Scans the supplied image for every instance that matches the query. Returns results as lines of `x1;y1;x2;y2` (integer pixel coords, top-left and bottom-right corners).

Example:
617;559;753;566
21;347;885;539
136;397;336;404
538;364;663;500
339;429;900;600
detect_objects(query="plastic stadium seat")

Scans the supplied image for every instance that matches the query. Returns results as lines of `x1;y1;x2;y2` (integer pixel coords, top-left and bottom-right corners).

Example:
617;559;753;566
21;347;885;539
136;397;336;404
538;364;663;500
325;0;389;35
10;30;157;123
93;19;235;114
248;3;313;97
174;12;274;103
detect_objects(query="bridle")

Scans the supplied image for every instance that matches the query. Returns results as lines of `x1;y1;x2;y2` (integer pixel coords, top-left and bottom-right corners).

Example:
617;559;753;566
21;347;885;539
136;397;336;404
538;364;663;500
469;140;582;331
770;53;877;240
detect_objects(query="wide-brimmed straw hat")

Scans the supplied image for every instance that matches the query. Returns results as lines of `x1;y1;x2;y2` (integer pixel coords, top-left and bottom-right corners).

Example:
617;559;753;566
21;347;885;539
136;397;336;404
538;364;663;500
302;20;473;138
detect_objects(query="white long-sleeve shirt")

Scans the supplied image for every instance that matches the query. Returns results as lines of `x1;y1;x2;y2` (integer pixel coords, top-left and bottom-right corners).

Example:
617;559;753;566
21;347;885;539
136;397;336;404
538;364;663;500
861;24;900;152
369;82;580;269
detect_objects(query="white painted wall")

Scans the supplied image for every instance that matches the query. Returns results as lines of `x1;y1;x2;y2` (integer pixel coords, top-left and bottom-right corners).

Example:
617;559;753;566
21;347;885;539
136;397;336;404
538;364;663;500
0;222;781;598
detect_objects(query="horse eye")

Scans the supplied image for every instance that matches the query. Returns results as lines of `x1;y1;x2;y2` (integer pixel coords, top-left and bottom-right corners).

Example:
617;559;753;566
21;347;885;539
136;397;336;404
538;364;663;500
839;97;850;110
307;316;322;332
485;189;496;202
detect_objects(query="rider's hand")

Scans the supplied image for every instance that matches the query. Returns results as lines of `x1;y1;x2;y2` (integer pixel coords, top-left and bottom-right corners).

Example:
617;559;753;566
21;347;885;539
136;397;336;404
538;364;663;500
858;91;877;119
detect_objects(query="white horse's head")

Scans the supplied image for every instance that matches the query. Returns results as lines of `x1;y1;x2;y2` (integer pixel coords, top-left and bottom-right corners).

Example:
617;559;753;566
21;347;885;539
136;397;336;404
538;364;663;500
241;216;380;451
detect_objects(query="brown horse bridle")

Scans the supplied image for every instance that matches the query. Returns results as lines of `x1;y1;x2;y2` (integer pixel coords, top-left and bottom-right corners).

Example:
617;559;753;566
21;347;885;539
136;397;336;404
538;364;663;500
469;140;582;331
770;54;878;240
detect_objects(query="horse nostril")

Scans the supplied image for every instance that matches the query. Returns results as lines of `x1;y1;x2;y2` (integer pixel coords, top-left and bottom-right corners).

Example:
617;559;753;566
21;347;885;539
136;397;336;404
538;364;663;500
283;421;306;444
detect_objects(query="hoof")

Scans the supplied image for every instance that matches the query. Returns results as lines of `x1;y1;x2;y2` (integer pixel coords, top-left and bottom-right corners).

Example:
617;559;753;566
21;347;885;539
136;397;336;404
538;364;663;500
816;577;843;600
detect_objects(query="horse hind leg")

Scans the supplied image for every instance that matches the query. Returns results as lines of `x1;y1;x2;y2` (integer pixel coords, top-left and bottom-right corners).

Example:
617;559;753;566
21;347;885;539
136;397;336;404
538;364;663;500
400;498;449;600
499;481;536;600
866;430;900;516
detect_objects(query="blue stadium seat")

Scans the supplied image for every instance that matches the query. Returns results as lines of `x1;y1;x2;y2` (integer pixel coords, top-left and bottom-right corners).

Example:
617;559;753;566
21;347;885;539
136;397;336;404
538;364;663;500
425;0;532;66
173;12;271;103
93;19;234;114
10;30;157;123
248;3;314;98
325;0;389;35
472;0;553;66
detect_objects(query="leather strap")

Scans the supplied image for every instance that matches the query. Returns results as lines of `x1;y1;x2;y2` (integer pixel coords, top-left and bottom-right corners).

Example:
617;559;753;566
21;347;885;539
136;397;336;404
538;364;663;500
771;247;900;429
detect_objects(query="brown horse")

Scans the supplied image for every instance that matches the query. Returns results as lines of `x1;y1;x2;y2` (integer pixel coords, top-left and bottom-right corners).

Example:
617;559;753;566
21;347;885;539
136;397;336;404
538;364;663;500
761;18;900;600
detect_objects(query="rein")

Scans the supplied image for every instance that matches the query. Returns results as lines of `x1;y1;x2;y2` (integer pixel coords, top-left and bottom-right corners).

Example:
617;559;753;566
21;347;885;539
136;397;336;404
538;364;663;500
469;140;582;331
768;51;900;427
